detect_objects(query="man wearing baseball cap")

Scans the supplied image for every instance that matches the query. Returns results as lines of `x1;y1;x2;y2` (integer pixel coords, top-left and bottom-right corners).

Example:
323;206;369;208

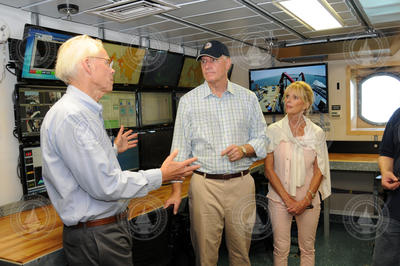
166;40;268;265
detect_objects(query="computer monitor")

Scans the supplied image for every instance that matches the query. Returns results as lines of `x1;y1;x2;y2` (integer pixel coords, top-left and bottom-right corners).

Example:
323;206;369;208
20;145;46;195
14;85;66;141
20;24;75;82
139;92;173;127
138;127;174;170
140;50;184;89
117;146;140;171
99;91;137;129
103;41;145;86
249;63;328;114
178;56;204;89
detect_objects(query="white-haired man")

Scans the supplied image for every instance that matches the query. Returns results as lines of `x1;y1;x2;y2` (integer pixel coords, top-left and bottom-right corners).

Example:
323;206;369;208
41;35;200;266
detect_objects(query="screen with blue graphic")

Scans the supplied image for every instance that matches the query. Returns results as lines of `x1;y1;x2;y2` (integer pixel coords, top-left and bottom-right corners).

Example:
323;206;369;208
21;24;74;81
99;91;137;129
249;63;328;114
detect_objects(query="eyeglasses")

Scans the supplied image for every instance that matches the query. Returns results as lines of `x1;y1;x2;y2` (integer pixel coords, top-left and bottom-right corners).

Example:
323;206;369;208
200;57;220;65
88;57;114;68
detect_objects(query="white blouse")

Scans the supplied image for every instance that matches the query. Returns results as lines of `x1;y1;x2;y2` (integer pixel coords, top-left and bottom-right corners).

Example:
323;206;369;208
266;115;331;201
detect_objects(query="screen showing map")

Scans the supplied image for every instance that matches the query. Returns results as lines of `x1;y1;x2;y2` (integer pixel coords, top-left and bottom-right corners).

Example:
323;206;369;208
178;56;204;89
103;42;145;85
99;91;137;129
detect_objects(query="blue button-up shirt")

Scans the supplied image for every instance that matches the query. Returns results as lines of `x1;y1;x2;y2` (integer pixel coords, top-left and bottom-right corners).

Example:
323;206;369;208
41;85;161;226
171;81;267;174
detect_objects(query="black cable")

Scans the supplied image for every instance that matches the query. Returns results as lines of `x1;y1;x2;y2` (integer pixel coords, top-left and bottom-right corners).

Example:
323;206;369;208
5;62;16;76
12;127;19;139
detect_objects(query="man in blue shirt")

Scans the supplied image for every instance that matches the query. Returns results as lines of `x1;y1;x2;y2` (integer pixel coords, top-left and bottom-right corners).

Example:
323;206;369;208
372;108;400;266
165;40;267;266
40;35;200;266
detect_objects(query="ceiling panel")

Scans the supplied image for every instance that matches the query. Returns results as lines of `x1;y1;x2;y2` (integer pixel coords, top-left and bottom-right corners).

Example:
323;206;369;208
219;23;280;37
166;0;242;17
183;7;257;25
0;0;43;8
205;16;268;31
0;0;399;53
159;27;204;38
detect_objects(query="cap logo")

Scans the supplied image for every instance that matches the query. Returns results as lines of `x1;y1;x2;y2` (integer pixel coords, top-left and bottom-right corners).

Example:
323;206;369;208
204;42;212;49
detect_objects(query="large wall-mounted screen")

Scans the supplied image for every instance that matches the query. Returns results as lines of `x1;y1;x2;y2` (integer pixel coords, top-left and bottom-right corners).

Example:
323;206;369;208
141;50;184;88
139;92;173;127
249;63;328;114
99;91;137;129
103;42;145;85
178;56;204;89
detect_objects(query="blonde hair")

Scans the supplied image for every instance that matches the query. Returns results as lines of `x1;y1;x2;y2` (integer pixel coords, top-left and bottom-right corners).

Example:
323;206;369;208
283;81;314;115
55;35;104;84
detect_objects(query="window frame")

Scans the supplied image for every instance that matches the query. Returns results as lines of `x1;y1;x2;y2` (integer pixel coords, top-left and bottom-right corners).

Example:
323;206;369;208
358;72;400;126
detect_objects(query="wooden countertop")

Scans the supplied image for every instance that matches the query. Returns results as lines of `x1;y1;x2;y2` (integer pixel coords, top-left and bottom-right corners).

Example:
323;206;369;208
0;178;191;264
329;153;379;163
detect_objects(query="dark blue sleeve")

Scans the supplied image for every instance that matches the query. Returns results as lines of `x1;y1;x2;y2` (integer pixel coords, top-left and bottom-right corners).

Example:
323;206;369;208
380;108;400;158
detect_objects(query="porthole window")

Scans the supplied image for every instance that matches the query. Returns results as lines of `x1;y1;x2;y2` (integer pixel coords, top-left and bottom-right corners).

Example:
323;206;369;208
358;73;400;125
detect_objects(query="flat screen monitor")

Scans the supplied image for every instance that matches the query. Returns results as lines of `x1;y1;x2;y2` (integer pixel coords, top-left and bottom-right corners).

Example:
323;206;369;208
103;42;145;85
117;146;140;171
141;50;184;88
249;63;328;114
21;24;75;81
138;127;173;169
15;86;66;141
99;91;137;129
178;56;204;89
20;145;45;195
139;92;173;127
174;91;186;111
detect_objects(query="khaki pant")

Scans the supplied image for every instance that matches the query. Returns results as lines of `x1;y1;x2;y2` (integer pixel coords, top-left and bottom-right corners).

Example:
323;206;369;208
268;199;321;266
189;172;256;266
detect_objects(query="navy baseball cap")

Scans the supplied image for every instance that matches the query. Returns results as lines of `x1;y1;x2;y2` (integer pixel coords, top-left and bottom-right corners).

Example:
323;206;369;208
196;40;230;61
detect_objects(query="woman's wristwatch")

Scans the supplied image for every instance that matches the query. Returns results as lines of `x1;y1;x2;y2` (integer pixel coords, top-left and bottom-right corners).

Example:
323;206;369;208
308;189;316;199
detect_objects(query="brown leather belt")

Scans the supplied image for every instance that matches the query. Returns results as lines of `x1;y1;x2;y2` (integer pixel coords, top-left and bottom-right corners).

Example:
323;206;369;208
194;169;249;180
67;209;128;229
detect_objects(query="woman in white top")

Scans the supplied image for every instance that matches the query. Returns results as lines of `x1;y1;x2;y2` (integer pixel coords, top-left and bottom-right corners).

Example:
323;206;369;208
264;81;331;266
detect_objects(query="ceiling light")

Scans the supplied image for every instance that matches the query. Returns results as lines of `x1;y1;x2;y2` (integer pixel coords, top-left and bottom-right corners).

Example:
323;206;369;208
275;0;343;31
